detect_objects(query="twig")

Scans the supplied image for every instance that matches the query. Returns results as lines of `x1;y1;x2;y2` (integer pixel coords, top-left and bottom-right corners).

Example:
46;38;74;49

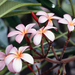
62;64;66;75
36;65;40;75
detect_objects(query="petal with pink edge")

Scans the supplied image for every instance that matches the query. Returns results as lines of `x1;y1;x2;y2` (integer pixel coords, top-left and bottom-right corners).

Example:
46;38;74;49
0;61;5;71
33;34;42;46
38;16;48;23
52;16;61;19
16;24;25;32
15;34;24;44
10;47;17;54
6;44;13;55
64;14;72;22
36;11;48;16
47;20;53;27
7;62;15;73
27;29;36;34
58;19;68;24
7;31;21;37
25;23;36;30
19;46;29;53
44;31;55;41
48;13;54;17
0;51;5;60
13;58;22;73
5;55;15;65
67;25;74;32
21;53;34;64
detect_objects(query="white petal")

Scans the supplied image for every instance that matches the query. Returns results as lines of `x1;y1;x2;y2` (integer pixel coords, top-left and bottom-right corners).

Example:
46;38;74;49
0;61;5;71
52;16;61;19
67;25;74;32
47;20;53;27
48;13;54;17
15;34;24;44
10;47;17;54
13;58;22;73
19;46;29;53
21;53;34;64
58;19;68;24
44;31;55;41
5;55;15;65
36;11;48;16
6;44;13;55
64;14;72;22
33;34;42;46
38;16;48;23
16;24;25;32
27;29;36;34
73;18;75;23
7;62;15;73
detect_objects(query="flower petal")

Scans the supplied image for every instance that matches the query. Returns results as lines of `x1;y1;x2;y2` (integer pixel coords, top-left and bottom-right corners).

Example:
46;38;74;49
36;11;47;16
19;46;29;53
7;31;21;37
47;20;53;27
15;34;24;44
52;16;61;19
44;31;55;41
0;51;5;60
6;44;13;55
67;25;74;32
27;29;36;34
7;62;15;73
73;18;75;23
64;14;72;22
13;58;22;73
0;61;5;71
21;53;34;64
16;24;25;32
33;34;42;46
58;19;68;24
38;16;48;23
5;55;15;65
25;23;36;30
10;47;17;54
48;13;54;17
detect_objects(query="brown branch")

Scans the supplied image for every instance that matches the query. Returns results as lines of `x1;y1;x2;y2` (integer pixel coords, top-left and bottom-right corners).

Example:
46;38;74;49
36;65;40;75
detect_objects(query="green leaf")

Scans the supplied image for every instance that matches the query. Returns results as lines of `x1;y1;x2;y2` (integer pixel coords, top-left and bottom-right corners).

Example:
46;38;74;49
0;0;7;6
0;1;41;18
37;0;66;17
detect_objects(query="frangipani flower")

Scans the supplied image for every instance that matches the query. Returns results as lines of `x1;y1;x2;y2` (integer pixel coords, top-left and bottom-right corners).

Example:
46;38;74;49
7;23;36;43
58;14;75;32
0;44;15;72
36;11;60;27
5;46;34;73
31;26;57;46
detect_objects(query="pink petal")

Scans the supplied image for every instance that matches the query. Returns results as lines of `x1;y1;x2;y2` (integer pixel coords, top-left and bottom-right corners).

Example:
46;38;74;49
10;47;17;54
67;25;74;32
64;14;72;22
15;34;24;44
7;62;15;73
33;34;42;46
13;58;22;73
73;18;75;23
7;31;21;37
40;6;49;11
19;46;29;53
44;31;55;41
16;24;25;32
52;16;61;19
0;61;5;71
30;32;36;40
5;44;13;55
48;13;54;17
21;53;34;64
47;20;53;27
27;29;36;34
0;51;5;60
38;16;48;23
36;11;48;16
58;19;68;24
5;55;15;65
25;23;36;30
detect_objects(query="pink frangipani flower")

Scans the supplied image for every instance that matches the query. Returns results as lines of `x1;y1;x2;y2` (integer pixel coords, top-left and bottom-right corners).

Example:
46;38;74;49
7;23;36;44
0;44;15;72
58;14;75;32
5;46;34;73
31;26;57;46
36;11;61;27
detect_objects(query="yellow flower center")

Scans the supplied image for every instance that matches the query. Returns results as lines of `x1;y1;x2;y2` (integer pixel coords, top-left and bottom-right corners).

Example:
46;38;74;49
21;29;28;35
38;28;46;34
69;22;75;26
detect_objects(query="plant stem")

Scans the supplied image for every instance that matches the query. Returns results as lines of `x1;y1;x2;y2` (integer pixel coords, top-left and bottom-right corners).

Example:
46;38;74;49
62;64;66;75
69;0;75;17
58;0;61;7
60;31;72;60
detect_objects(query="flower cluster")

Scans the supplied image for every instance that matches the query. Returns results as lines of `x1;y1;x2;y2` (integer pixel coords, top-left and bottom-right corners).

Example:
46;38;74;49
0;11;75;73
